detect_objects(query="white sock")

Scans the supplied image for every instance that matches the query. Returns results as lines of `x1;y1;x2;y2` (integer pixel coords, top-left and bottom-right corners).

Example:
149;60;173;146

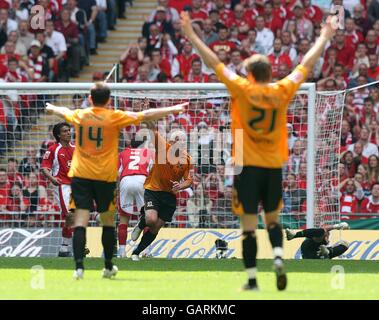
60;244;69;252
246;267;257;279
273;247;283;259
119;245;125;253
62;237;71;246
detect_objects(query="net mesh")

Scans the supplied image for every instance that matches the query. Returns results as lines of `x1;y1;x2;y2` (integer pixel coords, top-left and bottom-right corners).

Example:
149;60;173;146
0;85;344;255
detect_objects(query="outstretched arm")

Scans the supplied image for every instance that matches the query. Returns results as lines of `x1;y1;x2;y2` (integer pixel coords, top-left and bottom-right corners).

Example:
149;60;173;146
138;102;188;121
301;16;337;72
46;103;73;119
180;11;220;70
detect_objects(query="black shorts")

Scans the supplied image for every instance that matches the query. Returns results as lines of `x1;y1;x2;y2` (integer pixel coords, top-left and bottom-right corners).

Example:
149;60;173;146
233;166;282;215
144;189;177;222
71;177;116;213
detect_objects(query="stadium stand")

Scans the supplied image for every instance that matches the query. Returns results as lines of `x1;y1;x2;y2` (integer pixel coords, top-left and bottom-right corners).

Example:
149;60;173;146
1;0;379;228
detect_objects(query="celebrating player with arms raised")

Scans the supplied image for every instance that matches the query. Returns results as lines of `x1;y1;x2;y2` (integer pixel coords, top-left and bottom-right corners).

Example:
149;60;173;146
41;122;75;257
181;12;337;290
46;82;187;279
131;124;193;260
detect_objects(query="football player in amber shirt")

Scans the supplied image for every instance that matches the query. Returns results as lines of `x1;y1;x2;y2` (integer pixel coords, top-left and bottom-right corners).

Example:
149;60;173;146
181;11;337;290
46;82;187;279
130;122;193;260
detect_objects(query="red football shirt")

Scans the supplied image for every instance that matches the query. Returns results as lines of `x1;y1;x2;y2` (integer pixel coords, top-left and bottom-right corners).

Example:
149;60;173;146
41;142;75;185
118;148;153;179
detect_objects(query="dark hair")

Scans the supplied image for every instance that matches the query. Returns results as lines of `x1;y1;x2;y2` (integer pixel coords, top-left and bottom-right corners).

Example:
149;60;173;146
191;57;202;66
7;57;18;64
372;183;379;190
53;122;70;142
157;72;168;83
245;55;272;82
0;168;6;173
90;82;111;106
364;97;374;104
7;157;17;164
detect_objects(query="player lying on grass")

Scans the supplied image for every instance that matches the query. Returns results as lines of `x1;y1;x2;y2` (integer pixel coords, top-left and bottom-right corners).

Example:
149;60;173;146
46;82;187;279
286;222;350;259
130;122;193;261
180;12;337;291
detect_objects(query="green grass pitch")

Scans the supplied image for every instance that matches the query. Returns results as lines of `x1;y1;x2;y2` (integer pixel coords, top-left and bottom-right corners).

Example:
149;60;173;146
0;258;378;300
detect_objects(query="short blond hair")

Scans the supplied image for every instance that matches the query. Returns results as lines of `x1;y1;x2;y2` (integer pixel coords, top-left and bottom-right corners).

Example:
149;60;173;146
243;54;272;82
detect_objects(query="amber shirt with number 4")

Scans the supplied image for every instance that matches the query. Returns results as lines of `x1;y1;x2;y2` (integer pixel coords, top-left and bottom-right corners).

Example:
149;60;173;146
64;107;144;182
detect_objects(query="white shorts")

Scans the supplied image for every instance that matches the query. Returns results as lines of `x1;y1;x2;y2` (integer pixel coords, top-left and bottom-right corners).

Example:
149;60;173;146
54;184;71;216
118;175;146;216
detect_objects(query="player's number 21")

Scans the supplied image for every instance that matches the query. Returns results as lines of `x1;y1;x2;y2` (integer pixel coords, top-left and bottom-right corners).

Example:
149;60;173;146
78;125;104;149
249;107;277;133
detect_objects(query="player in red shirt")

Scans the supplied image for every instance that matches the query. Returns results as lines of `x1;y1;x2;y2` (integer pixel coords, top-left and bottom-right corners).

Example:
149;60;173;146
117;135;153;257
41;122;75;257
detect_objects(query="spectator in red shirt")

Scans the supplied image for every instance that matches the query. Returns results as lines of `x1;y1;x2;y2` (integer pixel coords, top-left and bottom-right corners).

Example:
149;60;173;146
361;183;379;215
303;0;323;24
263;1;283;36
190;0;208;22
272;0;288;23
341;119;354;152
214;0;233;25
327;30;355;71
353;4;370;36
6;182;29;214
54;8;81;77
227;4;251;39
322;47;338;78
340;178;364;220
176;41;199;78
120;43;143;81
0;167;9;199
150;48;172;80
268;38;292;79
365;30;378;55
368;54;379;80
134;65;151;82
367;154;379;185
209;26;237;54
341;150;357;178
345;17;364;50
7;158;23;187
355;168;371;196
185;57;209;82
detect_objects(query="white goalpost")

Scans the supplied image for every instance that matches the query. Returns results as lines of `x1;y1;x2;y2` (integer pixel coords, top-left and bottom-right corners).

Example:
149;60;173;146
0;82;344;256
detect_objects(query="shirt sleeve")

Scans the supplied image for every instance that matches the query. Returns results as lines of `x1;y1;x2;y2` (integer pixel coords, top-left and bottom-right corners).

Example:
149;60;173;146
63;109;78;124
214;63;249;98
114;110;145;128
276;64;308;101
40;147;54;170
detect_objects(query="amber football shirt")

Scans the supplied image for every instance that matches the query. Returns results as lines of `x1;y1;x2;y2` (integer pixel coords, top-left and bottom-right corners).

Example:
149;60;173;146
144;133;193;193
215;63;308;168
64;107;144;182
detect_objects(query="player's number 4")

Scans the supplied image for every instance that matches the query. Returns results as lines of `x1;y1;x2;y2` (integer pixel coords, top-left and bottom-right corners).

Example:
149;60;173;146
78;126;104;149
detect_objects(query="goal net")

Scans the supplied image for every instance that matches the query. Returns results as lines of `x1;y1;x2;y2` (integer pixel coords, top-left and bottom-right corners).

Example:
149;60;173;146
0;83;344;256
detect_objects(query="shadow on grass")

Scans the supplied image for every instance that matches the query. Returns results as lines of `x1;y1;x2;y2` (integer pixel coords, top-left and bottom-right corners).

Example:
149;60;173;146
0;258;377;274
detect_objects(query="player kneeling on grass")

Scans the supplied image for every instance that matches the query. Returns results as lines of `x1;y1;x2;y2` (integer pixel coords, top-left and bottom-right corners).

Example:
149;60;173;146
117;135;153;257
46;82;187;279
286;222;350;259
130;123;193;260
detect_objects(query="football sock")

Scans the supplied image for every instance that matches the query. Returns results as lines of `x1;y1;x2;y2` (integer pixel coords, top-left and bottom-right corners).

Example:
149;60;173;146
102;226;116;270
118;223;127;246
62;226;73;239
73;226;86;270
267;223;283;259
132;231;157;255
296;228;325;239
138;215;147;229
242;231;257;285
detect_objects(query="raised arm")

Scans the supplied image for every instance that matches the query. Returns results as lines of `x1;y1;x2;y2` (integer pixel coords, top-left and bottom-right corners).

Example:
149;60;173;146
138;102;188;122
301;16;337;72
46;103;73;119
180;11;220;70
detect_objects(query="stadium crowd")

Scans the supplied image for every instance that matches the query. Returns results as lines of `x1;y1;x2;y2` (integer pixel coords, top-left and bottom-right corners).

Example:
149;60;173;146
1;0;379;228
